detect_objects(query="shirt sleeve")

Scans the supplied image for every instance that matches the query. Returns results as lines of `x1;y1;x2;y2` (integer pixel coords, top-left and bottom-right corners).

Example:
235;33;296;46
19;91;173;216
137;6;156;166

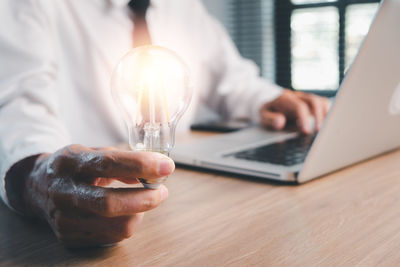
0;0;69;210
193;0;283;122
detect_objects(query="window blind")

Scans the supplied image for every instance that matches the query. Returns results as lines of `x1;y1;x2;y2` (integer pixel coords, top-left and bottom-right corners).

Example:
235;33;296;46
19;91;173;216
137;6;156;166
228;0;275;81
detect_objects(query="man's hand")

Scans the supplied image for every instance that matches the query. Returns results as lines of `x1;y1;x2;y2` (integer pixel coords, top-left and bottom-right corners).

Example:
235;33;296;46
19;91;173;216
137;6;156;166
6;144;174;247
260;89;331;134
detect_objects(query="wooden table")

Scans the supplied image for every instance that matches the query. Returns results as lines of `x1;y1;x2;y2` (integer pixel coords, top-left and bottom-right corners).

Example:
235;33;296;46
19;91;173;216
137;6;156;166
1;132;400;266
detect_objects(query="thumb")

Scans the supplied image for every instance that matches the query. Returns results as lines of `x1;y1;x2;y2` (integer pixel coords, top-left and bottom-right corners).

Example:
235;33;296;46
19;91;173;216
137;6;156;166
260;109;286;130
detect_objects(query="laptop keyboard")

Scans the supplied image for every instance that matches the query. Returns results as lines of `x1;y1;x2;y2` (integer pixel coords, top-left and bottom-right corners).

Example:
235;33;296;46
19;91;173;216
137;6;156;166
226;134;316;166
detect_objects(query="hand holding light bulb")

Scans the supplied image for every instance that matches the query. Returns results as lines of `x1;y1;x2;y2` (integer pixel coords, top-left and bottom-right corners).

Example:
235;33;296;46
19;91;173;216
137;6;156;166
111;45;192;189
4;46;187;248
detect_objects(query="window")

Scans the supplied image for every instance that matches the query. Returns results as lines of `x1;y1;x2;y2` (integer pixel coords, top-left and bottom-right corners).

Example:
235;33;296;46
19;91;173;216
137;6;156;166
275;0;380;96
345;3;379;71
291;7;339;90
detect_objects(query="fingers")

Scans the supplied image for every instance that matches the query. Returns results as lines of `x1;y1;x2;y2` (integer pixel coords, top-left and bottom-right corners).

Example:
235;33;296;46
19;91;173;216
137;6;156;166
81;149;175;179
90;146;117;151
276;91;312;133
45;146;172;247
114;177;141;184
260;110;286;130
293;101;312;134
49;180;169;217
52;146;175;181
322;98;331;117
51;211;143;247
297;94;324;131
91;177;141;186
263;90;311;133
262;90;330;134
295;92;330;131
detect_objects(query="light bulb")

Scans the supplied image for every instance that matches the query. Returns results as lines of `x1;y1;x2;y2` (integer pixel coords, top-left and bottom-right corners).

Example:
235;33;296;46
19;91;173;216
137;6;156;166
111;45;192;189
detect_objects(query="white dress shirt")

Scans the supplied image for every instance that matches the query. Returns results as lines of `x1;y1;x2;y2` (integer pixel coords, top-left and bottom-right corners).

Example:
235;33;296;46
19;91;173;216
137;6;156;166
0;0;282;208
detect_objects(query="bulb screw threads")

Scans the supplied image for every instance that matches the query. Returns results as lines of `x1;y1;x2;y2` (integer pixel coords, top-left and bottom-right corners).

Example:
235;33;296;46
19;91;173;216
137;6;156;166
139;177;167;189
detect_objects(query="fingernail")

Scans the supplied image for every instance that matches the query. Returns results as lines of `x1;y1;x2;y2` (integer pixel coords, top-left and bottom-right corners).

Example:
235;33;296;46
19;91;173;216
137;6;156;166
299;122;309;134
303;123;311;133
297;119;309;133
158;158;175;176
273;117;284;129
309;117;316;132
273;118;280;128
160;185;169;201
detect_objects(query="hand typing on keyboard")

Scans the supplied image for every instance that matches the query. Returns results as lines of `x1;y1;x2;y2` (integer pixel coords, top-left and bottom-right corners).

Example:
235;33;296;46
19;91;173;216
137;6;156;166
259;89;331;134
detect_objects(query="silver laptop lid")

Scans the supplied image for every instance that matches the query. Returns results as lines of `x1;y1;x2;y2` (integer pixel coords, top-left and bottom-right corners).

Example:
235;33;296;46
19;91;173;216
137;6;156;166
298;0;400;182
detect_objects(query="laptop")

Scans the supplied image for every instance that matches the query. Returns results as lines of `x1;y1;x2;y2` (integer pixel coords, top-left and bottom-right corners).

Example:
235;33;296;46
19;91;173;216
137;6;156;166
171;0;400;183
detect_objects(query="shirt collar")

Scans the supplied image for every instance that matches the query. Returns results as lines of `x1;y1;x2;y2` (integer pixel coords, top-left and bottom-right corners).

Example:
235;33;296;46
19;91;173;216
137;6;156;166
109;0;157;8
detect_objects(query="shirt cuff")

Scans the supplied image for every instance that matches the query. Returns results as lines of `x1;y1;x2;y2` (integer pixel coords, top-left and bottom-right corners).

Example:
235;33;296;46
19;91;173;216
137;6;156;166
0;140;68;213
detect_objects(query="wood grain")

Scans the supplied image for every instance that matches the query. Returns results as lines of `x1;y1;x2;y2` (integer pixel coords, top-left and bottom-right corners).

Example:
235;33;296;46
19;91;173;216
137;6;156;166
1;132;400;266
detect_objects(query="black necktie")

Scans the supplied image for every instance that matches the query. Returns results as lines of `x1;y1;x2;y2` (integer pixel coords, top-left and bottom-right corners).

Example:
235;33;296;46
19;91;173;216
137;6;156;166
128;0;152;47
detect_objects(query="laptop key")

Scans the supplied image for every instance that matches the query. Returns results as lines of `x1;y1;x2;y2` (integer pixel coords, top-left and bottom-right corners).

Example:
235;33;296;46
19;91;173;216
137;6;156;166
226;134;316;166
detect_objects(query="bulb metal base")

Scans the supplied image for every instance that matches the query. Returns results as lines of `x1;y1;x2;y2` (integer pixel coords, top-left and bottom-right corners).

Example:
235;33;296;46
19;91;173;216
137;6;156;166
139;177;167;189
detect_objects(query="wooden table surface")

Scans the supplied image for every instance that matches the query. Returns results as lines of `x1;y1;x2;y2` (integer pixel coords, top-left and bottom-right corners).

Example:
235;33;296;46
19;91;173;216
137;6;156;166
1;132;400;266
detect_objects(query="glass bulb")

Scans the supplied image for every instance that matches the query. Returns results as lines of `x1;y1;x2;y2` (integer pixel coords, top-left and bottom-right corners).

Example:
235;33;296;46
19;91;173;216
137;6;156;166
111;45;192;189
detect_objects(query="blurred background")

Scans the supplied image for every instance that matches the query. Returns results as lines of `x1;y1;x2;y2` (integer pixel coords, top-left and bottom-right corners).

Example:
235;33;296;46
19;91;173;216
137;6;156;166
201;0;379;97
